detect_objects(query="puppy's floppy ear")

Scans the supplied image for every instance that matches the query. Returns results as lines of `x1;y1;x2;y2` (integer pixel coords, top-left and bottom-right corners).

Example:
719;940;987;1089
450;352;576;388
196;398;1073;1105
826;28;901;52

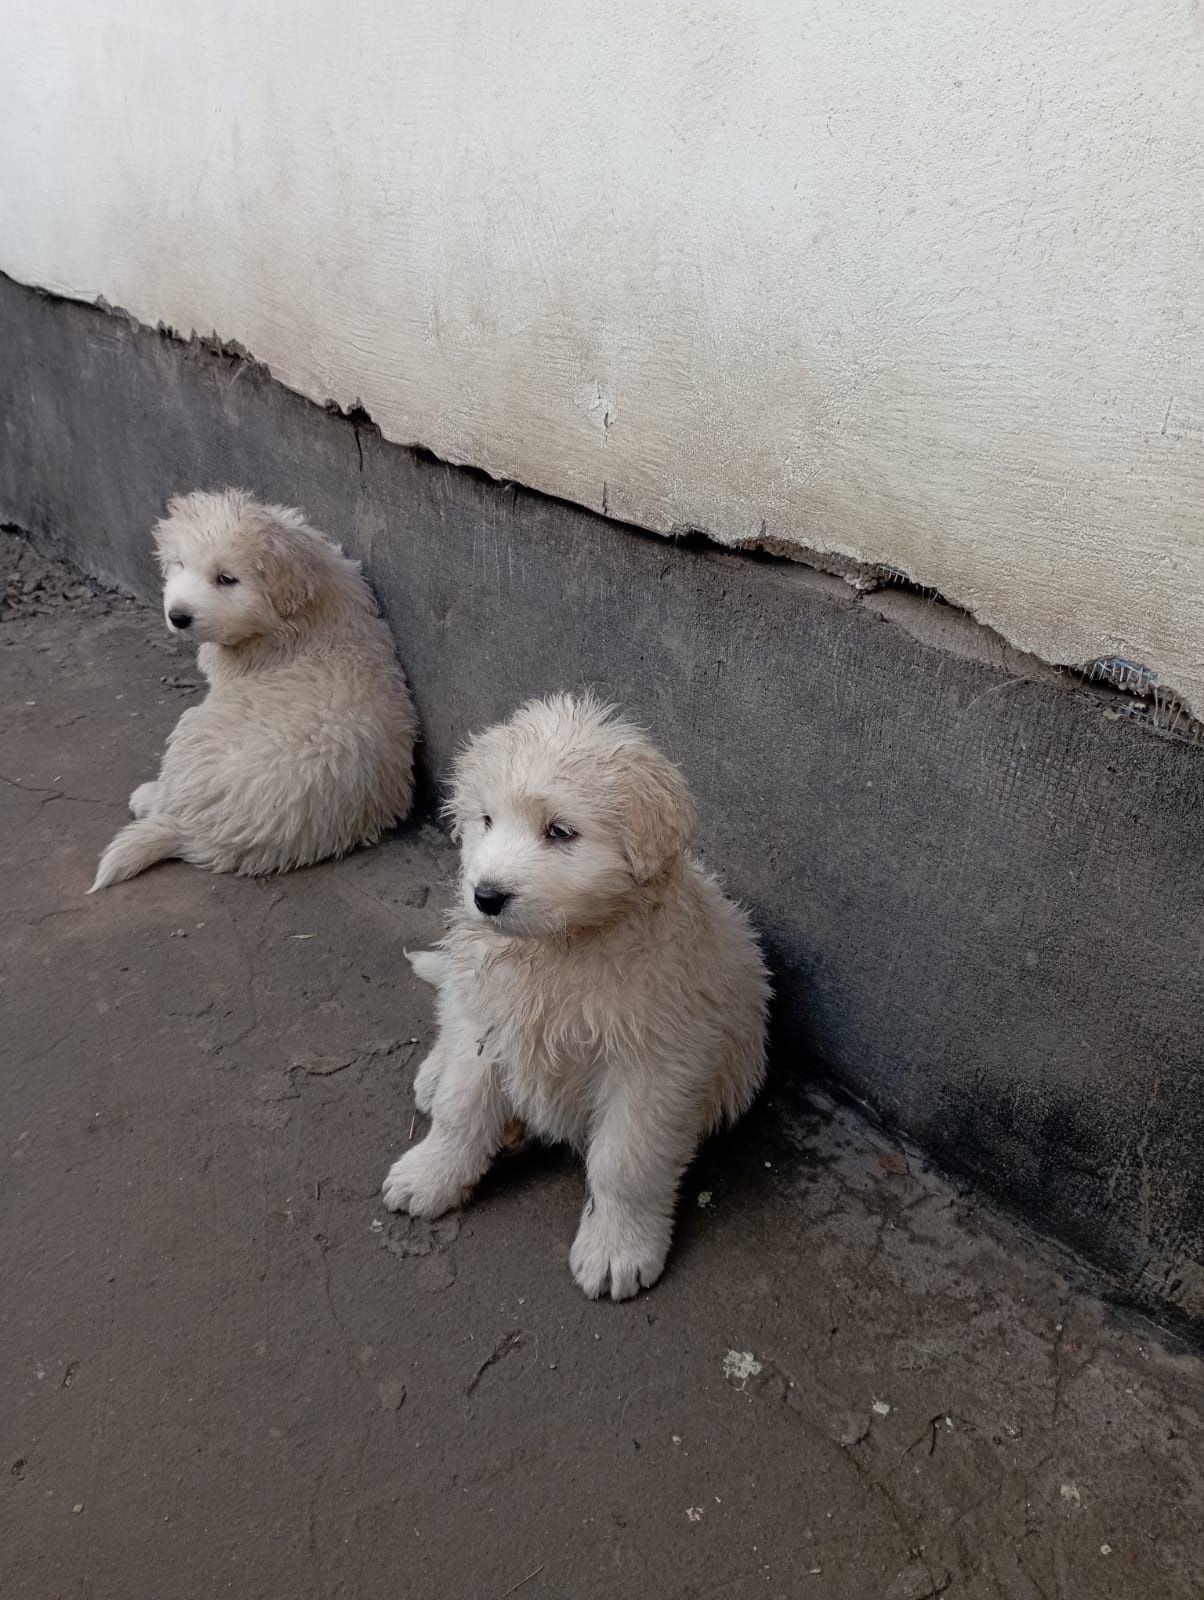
440;791;467;845
252;522;323;619
445;724;510;843
151;500;186;568
615;740;697;884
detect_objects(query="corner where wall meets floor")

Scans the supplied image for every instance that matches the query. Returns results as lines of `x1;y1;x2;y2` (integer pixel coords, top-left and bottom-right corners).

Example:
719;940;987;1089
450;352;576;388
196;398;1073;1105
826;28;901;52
2;271;1202;1340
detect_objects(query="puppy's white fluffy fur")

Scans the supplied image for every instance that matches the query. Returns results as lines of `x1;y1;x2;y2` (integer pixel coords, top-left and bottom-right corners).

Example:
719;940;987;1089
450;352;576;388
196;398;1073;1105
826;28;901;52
383;694;769;1300
91;489;417;890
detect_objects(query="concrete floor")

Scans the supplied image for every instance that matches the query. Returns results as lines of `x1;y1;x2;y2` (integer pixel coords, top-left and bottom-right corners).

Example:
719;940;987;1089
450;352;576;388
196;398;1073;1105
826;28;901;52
3;535;1203;1600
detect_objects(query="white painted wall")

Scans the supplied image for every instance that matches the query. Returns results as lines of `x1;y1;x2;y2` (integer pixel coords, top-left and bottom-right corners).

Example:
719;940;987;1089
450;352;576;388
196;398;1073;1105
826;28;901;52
3;0;1203;711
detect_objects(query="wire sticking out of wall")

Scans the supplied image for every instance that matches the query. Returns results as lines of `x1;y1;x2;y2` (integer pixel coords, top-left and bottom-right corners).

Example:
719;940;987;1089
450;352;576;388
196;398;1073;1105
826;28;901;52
1077;658;1201;745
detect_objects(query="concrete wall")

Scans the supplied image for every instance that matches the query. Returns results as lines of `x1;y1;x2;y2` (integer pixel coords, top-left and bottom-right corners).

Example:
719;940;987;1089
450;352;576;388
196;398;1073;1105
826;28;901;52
3;1;1203;713
3;277;1203;1337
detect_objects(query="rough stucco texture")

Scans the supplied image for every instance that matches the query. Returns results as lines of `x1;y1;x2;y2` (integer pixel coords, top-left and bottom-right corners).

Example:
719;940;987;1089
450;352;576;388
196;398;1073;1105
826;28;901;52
2;0;1203;710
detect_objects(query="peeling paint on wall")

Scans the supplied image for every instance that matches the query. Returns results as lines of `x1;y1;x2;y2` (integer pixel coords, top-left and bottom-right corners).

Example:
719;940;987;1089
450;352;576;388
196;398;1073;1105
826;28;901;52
2;0;1203;711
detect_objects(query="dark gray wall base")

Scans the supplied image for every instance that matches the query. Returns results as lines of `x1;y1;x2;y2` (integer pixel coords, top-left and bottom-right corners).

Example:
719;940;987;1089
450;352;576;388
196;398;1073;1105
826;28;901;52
3;273;1202;1337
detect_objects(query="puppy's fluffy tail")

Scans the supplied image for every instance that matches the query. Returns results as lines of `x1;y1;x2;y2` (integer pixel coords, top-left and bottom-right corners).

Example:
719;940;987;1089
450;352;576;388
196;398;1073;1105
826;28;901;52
89;817;182;892
405;948;447;988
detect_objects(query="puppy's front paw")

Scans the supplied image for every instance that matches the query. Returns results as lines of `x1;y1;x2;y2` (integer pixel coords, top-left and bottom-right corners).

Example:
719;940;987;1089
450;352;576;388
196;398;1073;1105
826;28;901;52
569;1200;670;1302
381;1144;471;1219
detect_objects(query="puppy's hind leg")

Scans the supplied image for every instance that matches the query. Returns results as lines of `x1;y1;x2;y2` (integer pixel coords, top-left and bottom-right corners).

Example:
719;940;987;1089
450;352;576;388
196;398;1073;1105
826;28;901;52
406;948;447;988
129;781;161;820
570;1064;699;1302
382;1014;510;1219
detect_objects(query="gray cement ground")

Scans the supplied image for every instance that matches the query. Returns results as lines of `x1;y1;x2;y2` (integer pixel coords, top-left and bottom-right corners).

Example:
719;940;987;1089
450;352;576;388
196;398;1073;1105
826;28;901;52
3;535;1204;1600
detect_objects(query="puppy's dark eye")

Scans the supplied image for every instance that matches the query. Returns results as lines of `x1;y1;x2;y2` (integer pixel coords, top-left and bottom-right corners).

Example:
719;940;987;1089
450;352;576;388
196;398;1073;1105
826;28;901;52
482;815;492;830
215;573;239;587
545;821;577;843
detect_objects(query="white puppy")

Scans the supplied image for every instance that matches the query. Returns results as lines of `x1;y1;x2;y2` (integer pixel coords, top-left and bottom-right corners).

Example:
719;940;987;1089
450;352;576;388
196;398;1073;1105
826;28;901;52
383;694;770;1300
91;489;417;890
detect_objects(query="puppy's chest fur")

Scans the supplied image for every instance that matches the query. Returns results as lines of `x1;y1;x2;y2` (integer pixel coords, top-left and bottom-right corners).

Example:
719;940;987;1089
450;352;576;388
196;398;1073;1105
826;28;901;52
449;935;630;1145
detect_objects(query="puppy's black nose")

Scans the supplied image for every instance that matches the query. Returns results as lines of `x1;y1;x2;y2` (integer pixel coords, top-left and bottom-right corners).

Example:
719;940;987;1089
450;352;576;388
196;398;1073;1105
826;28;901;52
474;884;511;917
168;609;192;629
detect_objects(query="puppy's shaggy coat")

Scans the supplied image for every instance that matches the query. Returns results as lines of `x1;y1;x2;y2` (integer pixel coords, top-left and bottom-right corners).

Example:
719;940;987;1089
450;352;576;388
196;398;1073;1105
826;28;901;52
91;489;417;890
383;694;769;1300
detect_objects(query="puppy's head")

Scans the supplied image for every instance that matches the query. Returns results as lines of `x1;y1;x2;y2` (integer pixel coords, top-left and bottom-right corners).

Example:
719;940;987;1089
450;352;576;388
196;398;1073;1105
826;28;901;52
153;489;331;646
447;694;697;938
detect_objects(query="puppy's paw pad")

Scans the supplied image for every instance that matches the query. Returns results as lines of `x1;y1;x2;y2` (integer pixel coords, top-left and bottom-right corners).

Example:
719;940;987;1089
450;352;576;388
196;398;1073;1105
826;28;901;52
381;1147;469;1219
569;1206;668;1302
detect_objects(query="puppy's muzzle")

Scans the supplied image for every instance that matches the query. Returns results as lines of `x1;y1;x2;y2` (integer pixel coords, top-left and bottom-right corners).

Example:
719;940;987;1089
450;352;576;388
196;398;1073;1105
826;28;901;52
473;883;512;917
167;609;193;630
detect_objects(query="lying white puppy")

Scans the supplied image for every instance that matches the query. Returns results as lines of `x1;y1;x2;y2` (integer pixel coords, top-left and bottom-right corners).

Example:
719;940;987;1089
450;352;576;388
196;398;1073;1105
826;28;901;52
384;694;769;1299
91;489;417;890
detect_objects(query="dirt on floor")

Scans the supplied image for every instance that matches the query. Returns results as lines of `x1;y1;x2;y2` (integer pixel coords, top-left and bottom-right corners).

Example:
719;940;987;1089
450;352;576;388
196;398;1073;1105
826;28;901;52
2;533;1203;1600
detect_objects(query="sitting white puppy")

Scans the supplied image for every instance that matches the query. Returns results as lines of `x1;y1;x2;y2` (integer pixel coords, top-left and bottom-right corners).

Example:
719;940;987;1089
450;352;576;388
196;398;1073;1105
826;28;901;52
383;694;770;1300
91;489;417;890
